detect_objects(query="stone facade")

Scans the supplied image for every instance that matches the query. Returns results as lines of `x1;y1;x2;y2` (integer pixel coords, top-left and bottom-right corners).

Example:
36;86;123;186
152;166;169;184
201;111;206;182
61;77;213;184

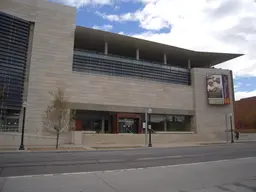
1;0;235;145
191;68;234;141
1;0;76;134
68;72;194;112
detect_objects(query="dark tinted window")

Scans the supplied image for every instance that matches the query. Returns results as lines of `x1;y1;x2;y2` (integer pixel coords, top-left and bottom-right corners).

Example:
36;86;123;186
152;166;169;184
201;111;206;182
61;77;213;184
73;50;191;85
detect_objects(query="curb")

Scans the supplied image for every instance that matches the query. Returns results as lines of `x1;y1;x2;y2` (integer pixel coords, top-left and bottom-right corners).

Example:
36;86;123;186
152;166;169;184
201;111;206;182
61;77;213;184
91;146;143;150
0;147;145;154
235;140;256;143
0;150;88;154
0;141;255;154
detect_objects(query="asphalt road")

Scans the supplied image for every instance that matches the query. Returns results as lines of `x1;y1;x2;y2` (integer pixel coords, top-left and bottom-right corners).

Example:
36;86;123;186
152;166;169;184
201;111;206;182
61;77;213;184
0;142;255;177
1;156;256;192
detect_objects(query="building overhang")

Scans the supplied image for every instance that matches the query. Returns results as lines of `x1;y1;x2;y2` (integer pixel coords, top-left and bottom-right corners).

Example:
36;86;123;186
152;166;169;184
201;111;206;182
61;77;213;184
74;26;243;68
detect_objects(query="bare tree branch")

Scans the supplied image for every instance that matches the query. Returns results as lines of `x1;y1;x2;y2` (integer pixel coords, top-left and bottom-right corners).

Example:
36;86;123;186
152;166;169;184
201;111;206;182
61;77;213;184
42;88;75;148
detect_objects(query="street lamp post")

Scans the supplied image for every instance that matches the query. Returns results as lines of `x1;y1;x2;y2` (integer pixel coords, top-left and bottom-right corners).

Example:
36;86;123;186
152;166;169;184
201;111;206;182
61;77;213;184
147;108;152;147
144;109;148;146
144;108;152;147
19;101;27;150
148;114;152;147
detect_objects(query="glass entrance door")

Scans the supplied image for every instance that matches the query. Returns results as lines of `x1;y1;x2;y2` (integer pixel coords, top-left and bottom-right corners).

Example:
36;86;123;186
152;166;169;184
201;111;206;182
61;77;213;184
118;118;139;133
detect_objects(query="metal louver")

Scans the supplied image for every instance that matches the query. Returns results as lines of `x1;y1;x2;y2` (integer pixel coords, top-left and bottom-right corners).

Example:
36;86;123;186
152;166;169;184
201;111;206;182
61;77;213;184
0;11;30;110
73;50;191;85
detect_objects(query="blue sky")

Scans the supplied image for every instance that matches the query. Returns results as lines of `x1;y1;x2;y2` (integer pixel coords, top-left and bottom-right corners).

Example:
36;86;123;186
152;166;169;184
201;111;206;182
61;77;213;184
51;0;256;100
76;3;144;34
74;1;170;35
234;77;256;94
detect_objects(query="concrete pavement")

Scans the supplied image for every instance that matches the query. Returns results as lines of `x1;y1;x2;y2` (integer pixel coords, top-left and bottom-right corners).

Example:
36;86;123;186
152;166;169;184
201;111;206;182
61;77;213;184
1;157;256;192
1;137;255;152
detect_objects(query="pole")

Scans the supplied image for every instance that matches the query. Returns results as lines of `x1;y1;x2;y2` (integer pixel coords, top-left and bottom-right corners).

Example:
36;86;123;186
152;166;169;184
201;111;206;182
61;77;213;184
19;105;26;150
230;115;234;143
145;109;148;146
148;128;152;147
225;114;228;143
148;114;152;147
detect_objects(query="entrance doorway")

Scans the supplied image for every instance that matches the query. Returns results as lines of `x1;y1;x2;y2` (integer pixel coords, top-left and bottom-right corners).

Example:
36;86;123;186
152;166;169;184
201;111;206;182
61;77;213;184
116;113;141;134
118;118;139;133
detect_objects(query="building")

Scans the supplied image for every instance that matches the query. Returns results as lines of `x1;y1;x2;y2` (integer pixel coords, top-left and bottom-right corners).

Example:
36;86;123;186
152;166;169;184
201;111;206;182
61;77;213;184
0;0;243;148
234;97;256;133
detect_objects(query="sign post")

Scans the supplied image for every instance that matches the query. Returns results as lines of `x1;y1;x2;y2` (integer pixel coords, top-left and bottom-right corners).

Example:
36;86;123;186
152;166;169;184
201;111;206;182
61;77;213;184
144;108;152;147
148;124;152;147
144;109;148;146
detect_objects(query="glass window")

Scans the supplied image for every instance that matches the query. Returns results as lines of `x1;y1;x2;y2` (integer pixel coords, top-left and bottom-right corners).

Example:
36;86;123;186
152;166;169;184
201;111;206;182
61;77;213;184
150;115;165;132
0;116;19;132
149;115;192;132
73;50;191;85
166;115;191;132
0;12;30;111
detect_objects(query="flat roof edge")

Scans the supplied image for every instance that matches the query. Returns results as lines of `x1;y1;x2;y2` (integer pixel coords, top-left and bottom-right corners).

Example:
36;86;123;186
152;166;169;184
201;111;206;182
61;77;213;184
75;26;244;66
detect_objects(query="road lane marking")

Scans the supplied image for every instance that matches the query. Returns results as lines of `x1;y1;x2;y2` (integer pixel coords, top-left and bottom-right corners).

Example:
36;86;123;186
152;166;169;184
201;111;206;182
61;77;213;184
98;159;125;163
126;168;137;171
137;155;182;161
62;172;93;176
5;156;255;179
43;174;54;177
8;175;34;179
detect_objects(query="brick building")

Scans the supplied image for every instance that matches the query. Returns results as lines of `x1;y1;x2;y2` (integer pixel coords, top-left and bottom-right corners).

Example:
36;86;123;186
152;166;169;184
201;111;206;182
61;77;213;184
234;96;256;132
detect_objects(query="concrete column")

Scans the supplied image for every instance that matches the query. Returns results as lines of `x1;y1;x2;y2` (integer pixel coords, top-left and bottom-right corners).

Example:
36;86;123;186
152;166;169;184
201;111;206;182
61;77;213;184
101;117;105;133
164;53;167;64
188;59;191;69
104;42;108;55
136;48;140;60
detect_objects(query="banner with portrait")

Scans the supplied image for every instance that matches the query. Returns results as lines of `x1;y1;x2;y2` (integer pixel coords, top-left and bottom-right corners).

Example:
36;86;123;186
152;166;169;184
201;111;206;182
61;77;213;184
206;74;230;105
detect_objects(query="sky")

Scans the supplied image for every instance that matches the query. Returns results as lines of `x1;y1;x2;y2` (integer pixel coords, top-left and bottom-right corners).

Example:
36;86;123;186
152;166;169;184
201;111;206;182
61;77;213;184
51;0;256;100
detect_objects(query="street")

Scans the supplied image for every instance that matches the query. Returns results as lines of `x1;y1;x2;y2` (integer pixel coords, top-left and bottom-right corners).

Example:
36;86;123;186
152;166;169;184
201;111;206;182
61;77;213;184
0;142;256;191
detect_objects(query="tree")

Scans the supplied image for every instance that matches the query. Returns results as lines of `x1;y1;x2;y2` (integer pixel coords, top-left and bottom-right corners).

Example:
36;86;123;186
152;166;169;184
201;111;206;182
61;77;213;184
42;88;75;149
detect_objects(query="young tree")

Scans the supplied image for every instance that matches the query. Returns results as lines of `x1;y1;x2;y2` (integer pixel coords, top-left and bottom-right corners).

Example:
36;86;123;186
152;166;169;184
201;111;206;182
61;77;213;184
42;88;75;149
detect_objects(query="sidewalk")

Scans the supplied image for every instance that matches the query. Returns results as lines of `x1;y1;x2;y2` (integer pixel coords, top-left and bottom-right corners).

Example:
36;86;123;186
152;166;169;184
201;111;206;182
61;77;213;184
0;140;255;153
0;145;89;153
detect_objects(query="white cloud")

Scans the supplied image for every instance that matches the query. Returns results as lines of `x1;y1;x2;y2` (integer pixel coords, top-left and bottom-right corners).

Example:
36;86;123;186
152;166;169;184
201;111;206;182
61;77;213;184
95;11;138;22
92;24;113;31
51;0;115;8
235;90;256;100
97;0;256;77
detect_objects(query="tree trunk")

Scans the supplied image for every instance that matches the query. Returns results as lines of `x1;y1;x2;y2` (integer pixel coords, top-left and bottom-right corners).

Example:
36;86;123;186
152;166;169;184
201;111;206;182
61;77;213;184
56;133;59;149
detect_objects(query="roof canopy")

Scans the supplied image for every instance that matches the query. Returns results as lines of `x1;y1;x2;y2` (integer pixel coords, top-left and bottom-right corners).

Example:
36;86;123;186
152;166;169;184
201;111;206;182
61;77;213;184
74;26;243;68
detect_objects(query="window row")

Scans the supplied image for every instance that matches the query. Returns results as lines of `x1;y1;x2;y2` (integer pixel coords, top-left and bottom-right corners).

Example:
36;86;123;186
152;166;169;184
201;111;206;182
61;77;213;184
73;51;191;85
